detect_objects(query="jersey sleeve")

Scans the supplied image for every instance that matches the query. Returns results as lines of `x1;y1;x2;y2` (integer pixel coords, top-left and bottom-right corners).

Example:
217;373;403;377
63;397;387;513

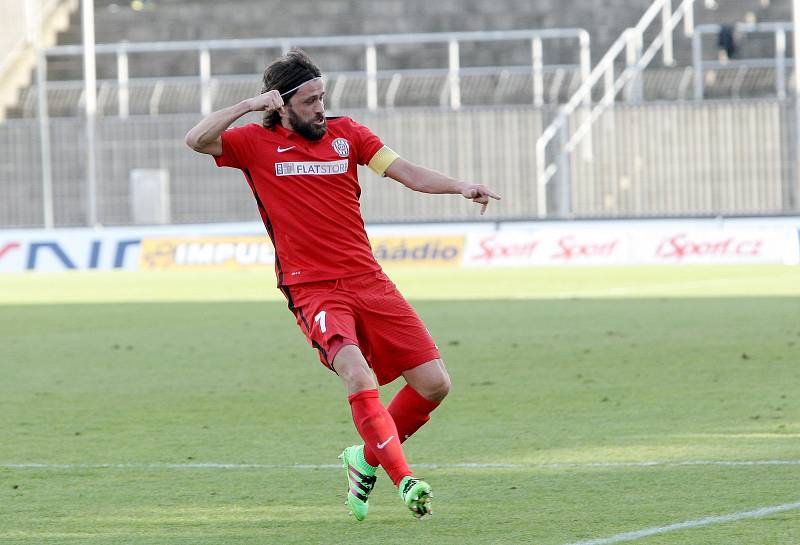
213;125;251;169
348;118;399;177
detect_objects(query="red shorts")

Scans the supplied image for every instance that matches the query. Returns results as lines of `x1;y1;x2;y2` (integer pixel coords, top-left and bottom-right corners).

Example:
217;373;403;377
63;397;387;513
281;270;441;385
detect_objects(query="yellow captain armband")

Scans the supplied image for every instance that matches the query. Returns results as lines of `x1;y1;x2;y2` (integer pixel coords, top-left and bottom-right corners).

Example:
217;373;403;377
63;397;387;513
367;146;400;177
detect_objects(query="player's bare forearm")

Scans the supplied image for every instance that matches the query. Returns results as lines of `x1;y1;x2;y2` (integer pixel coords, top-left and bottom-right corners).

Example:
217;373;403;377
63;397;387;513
184;101;252;155
385;158;463;194
385;157;501;214
185;90;284;156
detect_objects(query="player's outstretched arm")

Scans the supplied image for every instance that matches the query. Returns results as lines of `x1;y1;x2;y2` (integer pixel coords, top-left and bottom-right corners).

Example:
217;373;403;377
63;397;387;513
184;90;283;156
385;157;501;215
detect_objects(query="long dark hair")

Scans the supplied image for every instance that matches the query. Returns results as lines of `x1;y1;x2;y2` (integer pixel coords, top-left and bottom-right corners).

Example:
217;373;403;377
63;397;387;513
260;49;322;128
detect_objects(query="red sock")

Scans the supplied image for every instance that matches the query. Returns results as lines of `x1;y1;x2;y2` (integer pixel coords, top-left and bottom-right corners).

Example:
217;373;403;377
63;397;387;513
364;385;441;468
348;389;411;485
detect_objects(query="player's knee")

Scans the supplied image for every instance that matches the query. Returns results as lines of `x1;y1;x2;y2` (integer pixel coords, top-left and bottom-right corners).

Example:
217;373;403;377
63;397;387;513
417;370;450;402
428;373;451;402
408;358;451;402
343;366;377;392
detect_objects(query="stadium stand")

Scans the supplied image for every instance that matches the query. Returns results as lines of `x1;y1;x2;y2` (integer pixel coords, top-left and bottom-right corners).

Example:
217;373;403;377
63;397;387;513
2;0;793;120
47;0;785;69
1;0;797;229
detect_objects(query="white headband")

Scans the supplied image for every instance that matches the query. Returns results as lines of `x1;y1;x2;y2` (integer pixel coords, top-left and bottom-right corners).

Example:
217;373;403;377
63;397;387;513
279;76;322;98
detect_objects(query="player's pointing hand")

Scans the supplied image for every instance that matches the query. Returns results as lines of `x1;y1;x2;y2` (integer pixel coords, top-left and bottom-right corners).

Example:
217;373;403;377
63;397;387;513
247;90;284;113
461;183;501;215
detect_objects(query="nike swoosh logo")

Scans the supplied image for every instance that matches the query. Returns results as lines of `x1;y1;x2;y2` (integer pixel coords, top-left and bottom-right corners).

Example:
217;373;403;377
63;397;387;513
277;146;295;153
376;435;395;449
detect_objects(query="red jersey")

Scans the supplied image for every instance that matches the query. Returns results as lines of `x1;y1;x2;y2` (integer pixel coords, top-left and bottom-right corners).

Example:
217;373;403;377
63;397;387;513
214;117;387;286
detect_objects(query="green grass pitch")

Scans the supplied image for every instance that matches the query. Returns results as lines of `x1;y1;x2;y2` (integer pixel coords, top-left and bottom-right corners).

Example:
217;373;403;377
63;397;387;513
1;265;799;544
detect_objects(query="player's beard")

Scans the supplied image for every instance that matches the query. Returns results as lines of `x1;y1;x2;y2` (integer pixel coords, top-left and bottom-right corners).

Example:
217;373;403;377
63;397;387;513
288;107;327;141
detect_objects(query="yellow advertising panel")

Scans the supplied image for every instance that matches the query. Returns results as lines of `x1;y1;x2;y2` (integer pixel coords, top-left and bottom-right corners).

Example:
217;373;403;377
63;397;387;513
370;236;464;267
140;236;274;270
139;234;464;271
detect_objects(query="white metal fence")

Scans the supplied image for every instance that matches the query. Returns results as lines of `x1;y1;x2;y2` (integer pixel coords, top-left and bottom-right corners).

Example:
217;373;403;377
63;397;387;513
41;29;591;116
0;101;797;229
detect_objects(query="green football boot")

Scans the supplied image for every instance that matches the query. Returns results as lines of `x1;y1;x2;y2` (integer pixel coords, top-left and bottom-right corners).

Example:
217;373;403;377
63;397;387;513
339;445;377;521
399;476;432;518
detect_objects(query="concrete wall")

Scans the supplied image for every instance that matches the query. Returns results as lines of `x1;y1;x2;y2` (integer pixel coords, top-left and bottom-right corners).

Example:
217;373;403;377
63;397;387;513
0;100;795;229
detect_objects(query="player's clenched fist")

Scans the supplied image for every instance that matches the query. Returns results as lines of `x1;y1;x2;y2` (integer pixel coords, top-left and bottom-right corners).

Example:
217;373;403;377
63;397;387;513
247;90;284;112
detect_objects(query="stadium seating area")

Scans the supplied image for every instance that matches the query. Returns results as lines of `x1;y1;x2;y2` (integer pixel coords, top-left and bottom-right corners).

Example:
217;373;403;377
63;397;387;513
2;0;793;119
2;0;796;229
48;0;790;70
8;70;590;117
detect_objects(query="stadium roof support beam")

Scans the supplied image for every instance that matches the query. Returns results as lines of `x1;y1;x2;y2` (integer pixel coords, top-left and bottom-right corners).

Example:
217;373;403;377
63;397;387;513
624;29;644;103
32;1;53;229
775;29;786;101
661;0;675;66
532;38;544;107
448;40;461;110
81;0;98;227
117;44;129;118
199;47;211;115
794;0;800;210
365;44;377;111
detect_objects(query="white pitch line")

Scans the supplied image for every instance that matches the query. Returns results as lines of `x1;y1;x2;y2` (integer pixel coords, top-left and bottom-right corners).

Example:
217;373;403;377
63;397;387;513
2;460;799;470
560;501;800;545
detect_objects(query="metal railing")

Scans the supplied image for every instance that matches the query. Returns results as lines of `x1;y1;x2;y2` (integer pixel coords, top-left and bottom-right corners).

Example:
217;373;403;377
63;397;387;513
692;22;794;100
535;0;695;218
41;29;591;116
15;64;585;118
32;28;590;228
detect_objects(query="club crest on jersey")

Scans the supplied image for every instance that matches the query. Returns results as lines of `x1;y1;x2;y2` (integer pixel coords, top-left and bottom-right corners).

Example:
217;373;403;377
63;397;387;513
332;138;350;158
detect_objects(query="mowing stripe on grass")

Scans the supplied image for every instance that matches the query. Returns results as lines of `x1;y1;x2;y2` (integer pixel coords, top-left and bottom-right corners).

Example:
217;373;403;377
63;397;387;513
560;501;800;545
3;459;800;470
